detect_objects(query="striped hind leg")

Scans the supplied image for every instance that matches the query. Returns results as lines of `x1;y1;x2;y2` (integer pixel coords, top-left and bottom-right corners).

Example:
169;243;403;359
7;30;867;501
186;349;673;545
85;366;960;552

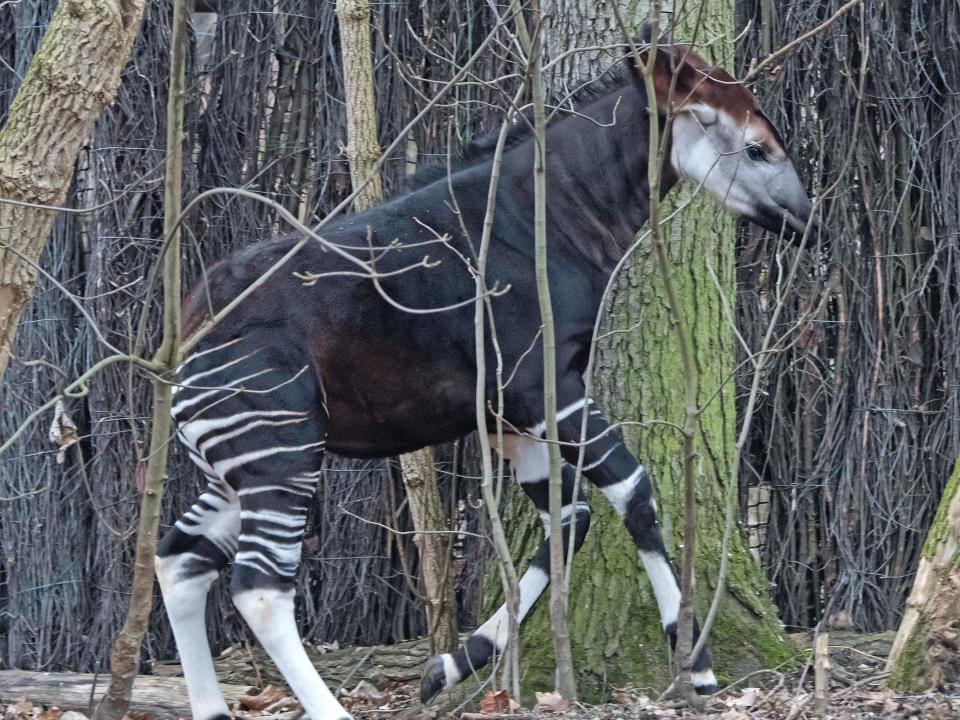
167;339;350;719
554;395;717;694
229;456;350;720
155;469;239;720
420;435;591;703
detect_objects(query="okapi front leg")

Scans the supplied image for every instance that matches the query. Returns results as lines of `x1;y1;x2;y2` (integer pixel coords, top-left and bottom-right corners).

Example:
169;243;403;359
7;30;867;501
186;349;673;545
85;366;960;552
555;398;718;694
420;437;591;703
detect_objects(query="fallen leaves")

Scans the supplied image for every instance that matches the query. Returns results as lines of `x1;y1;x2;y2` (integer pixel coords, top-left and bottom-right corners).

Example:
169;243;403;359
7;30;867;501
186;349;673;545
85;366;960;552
532;691;569;713
237;685;296;713
478;689;518;715
1;703;88;720
342;680;387;707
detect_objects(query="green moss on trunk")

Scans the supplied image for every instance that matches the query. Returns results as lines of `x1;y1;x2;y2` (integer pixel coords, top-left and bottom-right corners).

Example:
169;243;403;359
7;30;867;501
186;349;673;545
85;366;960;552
494;199;794;700
486;1;793;703
887;457;960;691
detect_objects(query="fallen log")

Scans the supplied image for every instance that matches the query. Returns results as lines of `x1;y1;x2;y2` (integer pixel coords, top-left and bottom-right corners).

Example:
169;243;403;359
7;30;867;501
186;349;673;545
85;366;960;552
204;636;434;690
0;671;251;719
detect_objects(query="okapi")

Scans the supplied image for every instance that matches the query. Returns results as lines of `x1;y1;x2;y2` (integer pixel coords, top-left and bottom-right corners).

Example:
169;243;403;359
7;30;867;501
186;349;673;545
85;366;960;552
155;37;825;720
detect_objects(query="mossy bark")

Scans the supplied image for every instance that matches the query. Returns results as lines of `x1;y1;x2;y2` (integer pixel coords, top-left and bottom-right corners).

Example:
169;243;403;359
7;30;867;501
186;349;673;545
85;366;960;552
887;456;960;692
493;1;793;702
0;0;145;381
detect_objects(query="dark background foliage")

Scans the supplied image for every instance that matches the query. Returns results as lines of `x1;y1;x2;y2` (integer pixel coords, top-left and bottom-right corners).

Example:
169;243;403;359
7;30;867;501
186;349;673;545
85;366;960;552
1;0;958;672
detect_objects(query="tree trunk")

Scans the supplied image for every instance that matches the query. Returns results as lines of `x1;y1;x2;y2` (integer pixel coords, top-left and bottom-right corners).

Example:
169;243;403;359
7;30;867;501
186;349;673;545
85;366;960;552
0;0;145;381
94;0;186;716
496;0;792;701
335;0;458;653
887;457;960;691
335;0;382;211
399;451;459;653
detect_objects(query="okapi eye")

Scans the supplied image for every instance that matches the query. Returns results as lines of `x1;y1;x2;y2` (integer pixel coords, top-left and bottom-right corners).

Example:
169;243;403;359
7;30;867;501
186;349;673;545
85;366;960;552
746;144;766;162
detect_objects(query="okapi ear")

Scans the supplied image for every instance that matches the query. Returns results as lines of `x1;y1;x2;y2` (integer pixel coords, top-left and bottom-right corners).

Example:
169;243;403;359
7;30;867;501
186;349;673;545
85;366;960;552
631;27;718;123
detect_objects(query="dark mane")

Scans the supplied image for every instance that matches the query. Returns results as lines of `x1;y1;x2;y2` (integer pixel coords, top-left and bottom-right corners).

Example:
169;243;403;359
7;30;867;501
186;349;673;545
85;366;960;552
399;55;638;194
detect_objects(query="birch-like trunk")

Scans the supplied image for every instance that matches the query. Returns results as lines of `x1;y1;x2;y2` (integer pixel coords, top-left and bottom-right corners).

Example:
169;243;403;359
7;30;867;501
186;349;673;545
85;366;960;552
336;0;457;653
335;0;382;210
887;458;960;691
0;0;145;381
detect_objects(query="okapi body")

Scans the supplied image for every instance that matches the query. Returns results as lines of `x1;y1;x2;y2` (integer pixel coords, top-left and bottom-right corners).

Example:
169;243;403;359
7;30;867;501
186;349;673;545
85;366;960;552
155;39;824;720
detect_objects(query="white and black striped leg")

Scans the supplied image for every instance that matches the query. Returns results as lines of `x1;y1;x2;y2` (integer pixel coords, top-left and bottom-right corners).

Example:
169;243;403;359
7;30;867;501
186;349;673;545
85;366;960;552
173;341;350;719
229;454;350;720
555;398;717;695
156;476;240;720
421;438;591;703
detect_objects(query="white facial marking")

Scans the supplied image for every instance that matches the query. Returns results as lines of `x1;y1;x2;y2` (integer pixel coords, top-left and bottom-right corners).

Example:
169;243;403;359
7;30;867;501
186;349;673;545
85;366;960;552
670;106;815;238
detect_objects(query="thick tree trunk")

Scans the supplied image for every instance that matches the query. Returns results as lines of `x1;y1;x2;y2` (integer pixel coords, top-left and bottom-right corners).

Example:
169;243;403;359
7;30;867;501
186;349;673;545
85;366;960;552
0;0;145;381
887;457;960;691
335;0;458;653
497;0;792;701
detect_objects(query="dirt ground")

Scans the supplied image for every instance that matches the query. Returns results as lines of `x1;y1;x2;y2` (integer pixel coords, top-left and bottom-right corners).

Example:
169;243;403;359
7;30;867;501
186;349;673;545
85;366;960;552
2;633;958;720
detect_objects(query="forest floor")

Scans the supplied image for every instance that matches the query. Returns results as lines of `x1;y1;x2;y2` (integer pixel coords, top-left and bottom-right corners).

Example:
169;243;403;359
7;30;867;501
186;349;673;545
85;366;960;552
1;632;957;720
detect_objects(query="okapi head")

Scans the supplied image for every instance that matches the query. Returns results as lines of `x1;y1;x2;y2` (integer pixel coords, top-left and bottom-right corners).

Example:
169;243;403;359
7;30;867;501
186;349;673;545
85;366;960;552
640;31;826;243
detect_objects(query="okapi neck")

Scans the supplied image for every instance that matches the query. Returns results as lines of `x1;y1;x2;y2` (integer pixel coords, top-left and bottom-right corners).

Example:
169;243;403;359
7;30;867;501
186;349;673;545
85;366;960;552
506;85;678;273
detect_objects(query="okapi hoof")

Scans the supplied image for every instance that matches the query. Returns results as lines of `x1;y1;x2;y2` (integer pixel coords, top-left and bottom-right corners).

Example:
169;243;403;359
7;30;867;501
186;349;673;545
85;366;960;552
420;654;449;704
692;669;718;696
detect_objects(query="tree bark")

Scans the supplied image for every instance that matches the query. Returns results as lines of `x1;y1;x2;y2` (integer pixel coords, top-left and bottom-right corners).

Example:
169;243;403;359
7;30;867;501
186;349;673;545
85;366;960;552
335;0;382;211
887;457;960;691
399;451;459;654
496;0;792;701
0;0;145;381
335;0;458;653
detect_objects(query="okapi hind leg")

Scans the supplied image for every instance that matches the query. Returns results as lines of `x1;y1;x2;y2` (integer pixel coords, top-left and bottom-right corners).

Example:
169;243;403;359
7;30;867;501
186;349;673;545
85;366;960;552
421;438;591;704
155;474;240;720
554;396;717;695
167;339;350;719
228;441;351;719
